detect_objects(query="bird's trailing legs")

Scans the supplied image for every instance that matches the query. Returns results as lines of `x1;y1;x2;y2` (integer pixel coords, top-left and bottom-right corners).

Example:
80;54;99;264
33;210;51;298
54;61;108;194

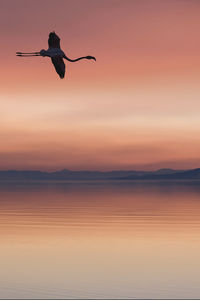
16;52;41;57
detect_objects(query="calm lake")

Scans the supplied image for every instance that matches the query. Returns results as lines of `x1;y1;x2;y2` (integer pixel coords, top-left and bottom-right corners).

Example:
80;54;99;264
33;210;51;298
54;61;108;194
0;181;200;299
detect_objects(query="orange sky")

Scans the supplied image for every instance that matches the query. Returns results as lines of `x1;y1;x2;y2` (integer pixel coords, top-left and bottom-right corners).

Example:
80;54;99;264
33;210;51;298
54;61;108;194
0;0;200;171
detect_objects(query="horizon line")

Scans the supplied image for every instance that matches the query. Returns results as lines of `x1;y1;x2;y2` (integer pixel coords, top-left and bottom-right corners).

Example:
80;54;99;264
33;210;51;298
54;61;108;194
0;167;199;173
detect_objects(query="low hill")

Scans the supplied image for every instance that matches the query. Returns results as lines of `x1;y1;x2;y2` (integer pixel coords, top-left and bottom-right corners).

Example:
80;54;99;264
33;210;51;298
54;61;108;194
0;168;200;181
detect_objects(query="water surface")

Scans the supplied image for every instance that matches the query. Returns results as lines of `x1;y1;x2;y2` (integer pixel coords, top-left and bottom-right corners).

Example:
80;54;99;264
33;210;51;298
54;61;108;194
0;181;200;298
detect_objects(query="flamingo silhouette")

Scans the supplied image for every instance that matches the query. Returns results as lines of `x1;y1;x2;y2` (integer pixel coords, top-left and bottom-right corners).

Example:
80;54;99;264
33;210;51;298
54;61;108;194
16;32;96;79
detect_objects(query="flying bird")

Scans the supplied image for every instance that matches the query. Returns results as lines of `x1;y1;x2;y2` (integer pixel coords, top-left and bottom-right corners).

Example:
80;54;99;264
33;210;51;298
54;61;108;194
16;32;96;79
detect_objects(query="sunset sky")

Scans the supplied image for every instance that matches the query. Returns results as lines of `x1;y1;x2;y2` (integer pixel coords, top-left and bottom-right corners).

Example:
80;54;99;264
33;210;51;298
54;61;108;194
0;0;200;171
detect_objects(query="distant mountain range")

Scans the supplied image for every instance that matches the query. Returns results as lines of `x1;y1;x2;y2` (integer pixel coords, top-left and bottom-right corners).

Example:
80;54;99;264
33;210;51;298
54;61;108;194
0;168;200;181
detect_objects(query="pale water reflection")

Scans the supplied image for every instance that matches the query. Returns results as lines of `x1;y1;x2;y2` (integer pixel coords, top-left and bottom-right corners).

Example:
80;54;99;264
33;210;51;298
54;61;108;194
0;181;200;298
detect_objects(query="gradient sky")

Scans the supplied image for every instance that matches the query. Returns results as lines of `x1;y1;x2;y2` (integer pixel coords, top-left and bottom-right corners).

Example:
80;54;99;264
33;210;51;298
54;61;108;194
0;0;200;171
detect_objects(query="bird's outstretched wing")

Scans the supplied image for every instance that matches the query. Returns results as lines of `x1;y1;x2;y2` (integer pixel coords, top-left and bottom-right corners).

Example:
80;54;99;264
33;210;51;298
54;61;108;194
51;57;65;79
48;32;61;49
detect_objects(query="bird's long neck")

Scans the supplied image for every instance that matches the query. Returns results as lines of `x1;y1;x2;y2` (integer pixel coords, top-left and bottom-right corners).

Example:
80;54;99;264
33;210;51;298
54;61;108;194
64;55;87;62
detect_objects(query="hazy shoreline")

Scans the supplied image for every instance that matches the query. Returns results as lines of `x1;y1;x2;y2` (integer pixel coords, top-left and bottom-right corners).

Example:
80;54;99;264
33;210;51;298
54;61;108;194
0;168;200;181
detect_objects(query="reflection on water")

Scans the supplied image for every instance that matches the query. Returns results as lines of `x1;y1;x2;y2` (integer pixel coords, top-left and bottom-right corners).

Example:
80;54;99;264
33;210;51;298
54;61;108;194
0;181;200;298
